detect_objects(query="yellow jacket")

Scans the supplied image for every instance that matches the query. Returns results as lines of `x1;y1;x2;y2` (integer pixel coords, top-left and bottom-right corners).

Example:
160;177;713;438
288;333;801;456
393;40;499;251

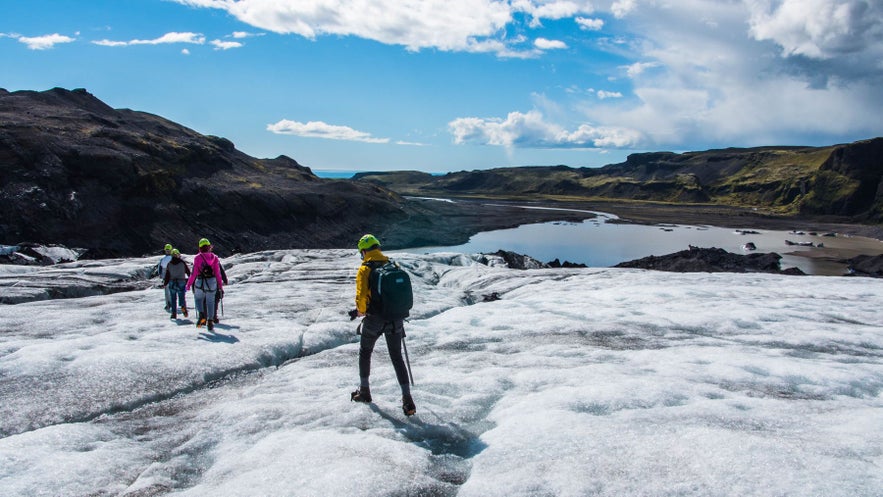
355;248;389;314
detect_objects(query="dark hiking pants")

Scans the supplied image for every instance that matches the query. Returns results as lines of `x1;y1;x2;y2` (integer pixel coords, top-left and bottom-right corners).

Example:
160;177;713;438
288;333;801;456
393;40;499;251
359;315;409;387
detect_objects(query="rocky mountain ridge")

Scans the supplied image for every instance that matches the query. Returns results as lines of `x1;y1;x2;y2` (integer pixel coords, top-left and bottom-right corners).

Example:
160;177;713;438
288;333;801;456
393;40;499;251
0;88;591;257
354;138;883;222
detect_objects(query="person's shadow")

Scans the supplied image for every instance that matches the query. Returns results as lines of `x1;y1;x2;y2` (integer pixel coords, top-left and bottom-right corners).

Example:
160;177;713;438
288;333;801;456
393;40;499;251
368;403;487;458
197;325;240;343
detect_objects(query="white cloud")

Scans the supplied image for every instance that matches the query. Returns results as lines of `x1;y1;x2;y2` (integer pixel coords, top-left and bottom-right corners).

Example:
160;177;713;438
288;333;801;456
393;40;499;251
182;48;191;55
211;39;243;50
534;38;568;50
611;0;637;18
745;0;883;59
93;32;206;47
576;17;604;30
624;61;661;78
174;0;512;53
267;119;390;144
170;0;601;57
514;0;591;27
448;110;642;148
571;0;883;149
597;90;623;99
168;0;883;150
16;33;75;50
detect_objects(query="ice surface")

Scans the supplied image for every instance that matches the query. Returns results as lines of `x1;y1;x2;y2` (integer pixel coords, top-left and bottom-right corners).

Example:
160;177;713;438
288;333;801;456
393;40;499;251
0;249;881;496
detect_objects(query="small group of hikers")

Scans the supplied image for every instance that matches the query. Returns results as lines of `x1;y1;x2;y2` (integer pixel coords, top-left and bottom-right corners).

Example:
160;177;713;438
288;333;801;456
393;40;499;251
155;233;417;416
155;238;227;332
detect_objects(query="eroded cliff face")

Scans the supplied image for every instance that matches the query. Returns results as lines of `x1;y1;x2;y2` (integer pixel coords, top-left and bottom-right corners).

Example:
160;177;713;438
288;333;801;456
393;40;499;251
804;138;883;218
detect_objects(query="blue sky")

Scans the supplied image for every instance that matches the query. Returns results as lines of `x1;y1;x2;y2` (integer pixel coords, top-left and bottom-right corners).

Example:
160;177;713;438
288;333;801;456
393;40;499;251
3;0;882;172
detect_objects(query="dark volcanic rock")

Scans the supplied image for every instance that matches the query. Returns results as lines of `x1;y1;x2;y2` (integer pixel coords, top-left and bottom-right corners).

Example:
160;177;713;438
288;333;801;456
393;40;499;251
0;88;597;258
615;247;805;275
0;88;387;256
845;254;883;277
547;258;588;268
486;250;548;270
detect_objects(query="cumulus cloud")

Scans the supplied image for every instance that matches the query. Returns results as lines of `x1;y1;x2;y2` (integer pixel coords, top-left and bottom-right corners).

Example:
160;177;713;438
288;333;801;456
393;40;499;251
596;90;623;99
534;37;567;50
516;0;590;27
171;0;883;151
211;39;243;50
93;32;206;47
576;17;604;31
574;0;883;149
624;61;661;78
448;110;642;148
267;119;390;144
746;0;883;59
611;0;637;18
15;33;76;50
171;0;600;57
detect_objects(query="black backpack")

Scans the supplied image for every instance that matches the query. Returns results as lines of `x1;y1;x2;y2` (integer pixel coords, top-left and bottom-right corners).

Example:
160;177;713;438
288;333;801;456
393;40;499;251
366;260;413;320
199;256;214;279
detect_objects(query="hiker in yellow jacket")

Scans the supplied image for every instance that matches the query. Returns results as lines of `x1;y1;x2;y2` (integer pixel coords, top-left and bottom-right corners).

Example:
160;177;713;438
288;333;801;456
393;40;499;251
350;234;416;416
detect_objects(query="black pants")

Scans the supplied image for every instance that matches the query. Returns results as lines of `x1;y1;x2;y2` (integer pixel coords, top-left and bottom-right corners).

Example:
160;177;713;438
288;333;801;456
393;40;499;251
359;315;409;387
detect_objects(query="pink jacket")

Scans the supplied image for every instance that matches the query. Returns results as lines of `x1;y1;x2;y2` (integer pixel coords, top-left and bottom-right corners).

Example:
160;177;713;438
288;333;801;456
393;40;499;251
186;252;224;291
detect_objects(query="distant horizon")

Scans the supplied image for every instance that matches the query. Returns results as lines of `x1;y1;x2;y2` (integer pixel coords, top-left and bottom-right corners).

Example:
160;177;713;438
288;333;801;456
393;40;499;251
4;1;883;172
311;135;879;176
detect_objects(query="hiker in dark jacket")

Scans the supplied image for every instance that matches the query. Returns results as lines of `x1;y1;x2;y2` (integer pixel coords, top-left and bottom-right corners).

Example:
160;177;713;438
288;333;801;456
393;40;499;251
157;243;173;312
350;234;416;416
186;238;223;331
163;248;190;320
212;262;229;324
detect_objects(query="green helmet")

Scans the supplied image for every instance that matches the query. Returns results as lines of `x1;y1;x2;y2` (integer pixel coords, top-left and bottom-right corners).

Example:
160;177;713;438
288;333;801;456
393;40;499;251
171;248;181;256
164;243;173;252
198;238;211;248
357;234;380;251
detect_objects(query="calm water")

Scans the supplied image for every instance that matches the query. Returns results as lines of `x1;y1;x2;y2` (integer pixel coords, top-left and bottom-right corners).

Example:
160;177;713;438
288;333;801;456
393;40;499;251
402;206;883;276
314;170;361;179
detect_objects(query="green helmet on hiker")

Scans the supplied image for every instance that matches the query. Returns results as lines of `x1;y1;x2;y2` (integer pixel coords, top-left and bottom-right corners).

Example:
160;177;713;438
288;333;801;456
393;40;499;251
198;238;211;248
357;234;380;251
164;243;172;253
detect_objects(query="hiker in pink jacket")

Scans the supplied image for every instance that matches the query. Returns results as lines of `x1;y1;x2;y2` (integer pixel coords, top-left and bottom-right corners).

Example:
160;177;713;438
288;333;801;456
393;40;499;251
186;238;224;331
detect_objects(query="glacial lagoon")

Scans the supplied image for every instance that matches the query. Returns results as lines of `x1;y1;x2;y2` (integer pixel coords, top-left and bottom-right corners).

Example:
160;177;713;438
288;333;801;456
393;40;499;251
406;208;883;276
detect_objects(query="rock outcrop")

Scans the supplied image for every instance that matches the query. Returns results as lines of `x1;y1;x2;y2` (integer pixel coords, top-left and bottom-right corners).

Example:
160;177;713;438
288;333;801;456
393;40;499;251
614;247;805;275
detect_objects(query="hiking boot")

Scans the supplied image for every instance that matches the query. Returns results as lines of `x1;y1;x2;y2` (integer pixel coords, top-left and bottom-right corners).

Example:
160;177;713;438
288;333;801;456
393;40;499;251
213;317;220;324
402;394;416;416
196;313;206;328
350;387;372;403
181;306;188;318
207;319;214;331
170;312;177;319
164;304;171;312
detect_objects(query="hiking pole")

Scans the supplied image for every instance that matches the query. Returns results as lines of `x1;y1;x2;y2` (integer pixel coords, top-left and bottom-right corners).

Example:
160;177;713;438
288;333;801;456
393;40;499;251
402;335;415;386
